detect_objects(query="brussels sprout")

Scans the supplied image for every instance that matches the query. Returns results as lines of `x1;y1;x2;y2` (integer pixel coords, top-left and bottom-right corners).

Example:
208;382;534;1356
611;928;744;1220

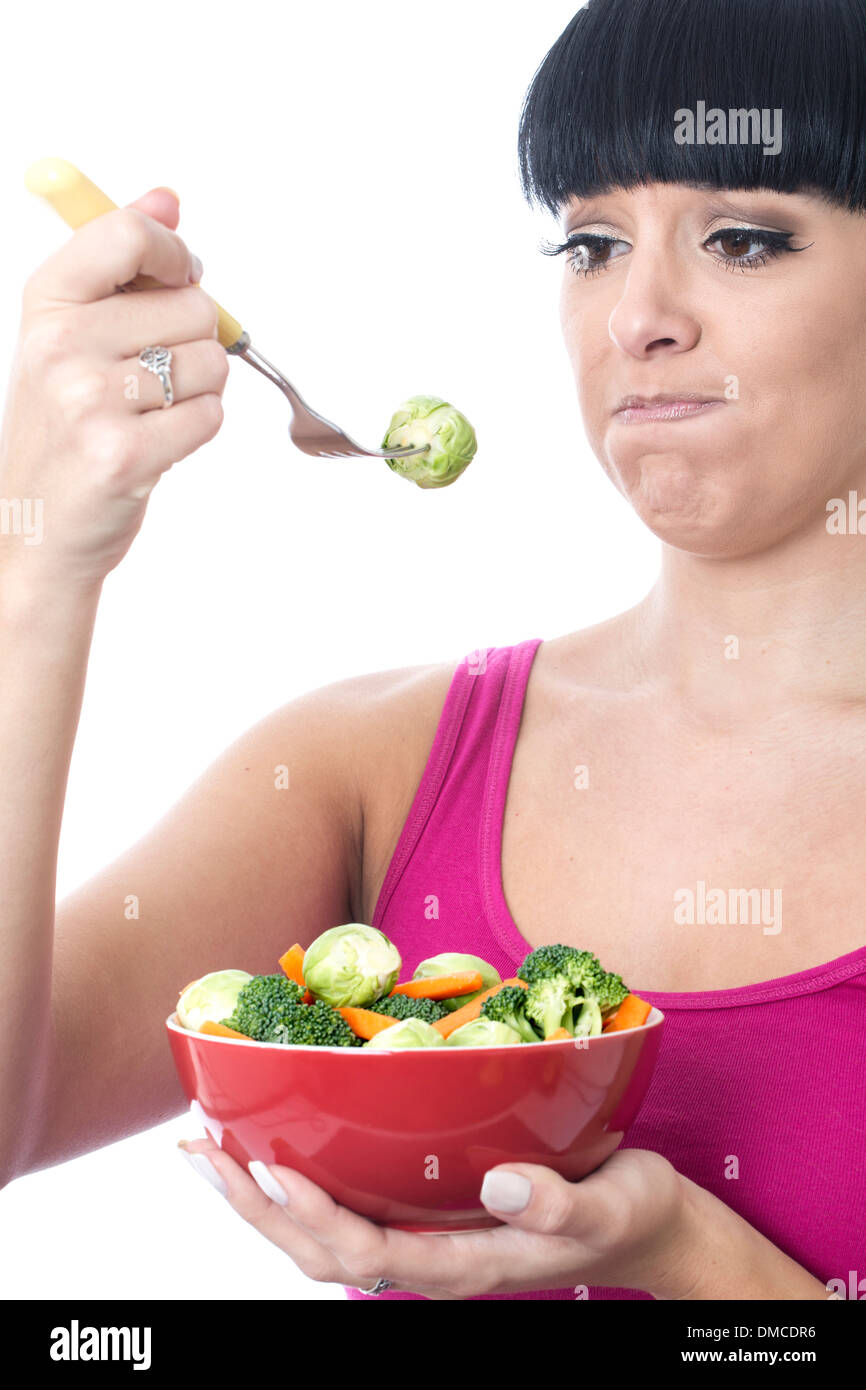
364;1018;446;1049
445;1019;524;1047
412;953;502;1012
302;923;401;1008
382;395;476;489
176;969;253;1032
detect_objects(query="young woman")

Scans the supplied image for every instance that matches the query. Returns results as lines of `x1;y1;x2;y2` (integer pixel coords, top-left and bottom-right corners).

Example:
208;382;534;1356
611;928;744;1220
2;0;863;1301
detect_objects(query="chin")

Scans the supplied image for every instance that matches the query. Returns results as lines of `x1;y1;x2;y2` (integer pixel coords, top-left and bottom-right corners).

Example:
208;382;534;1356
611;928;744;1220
633;497;815;560
638;516;769;558
614;458;774;557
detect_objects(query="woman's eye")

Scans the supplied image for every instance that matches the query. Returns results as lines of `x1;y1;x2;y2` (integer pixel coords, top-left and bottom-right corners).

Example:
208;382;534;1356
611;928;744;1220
709;229;767;260
563;234;628;278
704;227;796;272
542;225;801;278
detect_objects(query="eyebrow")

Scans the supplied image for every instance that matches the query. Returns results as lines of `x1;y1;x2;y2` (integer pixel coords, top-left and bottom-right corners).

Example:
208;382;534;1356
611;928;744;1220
560;185;810;233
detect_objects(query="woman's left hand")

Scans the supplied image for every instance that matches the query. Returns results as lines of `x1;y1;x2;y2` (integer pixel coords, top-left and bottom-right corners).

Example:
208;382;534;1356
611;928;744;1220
178;1136;698;1300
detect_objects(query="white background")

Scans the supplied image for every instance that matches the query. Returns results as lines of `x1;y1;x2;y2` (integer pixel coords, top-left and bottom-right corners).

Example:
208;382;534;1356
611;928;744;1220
0;0;659;1299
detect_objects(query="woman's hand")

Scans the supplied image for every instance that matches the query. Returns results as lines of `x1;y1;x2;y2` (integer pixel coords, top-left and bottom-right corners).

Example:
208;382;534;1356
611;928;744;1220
0;188;228;593
177;1135;698;1300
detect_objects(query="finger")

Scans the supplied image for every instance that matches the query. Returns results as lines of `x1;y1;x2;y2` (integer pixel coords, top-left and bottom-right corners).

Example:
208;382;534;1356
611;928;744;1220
28;204;197;308
125;188;182;232
259;1162;479;1296
480;1161;610;1243
178;1140;351;1288
77;285;219;361
122;392;225;488
116;338;229;414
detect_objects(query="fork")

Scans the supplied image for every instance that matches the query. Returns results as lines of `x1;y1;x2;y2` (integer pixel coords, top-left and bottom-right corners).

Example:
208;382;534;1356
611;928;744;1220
24;158;431;464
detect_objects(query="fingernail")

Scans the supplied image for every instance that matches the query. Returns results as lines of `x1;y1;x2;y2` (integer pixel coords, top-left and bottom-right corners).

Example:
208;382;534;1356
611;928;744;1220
157;186;181;202
248;1159;289;1205
188;254;204;284
180;1146;229;1196
480;1170;532;1212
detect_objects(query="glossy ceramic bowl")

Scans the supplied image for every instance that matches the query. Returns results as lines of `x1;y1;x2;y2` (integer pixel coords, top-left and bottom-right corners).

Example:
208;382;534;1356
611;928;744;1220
166;1006;664;1232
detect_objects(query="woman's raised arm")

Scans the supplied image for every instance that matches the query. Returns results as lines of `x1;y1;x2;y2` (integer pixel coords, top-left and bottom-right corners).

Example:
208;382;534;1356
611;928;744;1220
0;190;227;1185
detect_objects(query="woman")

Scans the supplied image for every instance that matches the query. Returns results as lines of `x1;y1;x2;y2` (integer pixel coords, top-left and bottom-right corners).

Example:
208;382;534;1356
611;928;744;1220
1;0;863;1301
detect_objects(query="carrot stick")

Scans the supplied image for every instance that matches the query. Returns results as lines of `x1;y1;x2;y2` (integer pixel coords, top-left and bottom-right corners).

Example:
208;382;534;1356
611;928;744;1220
547;1026;572;1040
337;1006;401;1040
279;944;306;987
390;971;483;1000
200;1019;252;1040
432;977;527;1039
601;993;652;1032
278;944;315;1003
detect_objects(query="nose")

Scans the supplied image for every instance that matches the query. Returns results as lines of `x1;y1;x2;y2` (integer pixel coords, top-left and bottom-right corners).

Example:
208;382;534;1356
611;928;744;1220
606;249;702;359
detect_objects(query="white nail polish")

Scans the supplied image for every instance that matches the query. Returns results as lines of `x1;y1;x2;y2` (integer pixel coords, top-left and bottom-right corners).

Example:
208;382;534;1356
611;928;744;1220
248;1159;289;1205
480;1170;532;1212
182;1149;228;1196
189;1098;223;1147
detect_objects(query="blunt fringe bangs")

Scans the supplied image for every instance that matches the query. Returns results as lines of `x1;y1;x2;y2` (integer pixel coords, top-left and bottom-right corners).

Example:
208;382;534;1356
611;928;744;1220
517;0;866;221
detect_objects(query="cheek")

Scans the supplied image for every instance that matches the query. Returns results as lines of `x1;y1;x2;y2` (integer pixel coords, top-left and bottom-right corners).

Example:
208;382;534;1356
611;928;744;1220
559;284;602;375
728;297;866;493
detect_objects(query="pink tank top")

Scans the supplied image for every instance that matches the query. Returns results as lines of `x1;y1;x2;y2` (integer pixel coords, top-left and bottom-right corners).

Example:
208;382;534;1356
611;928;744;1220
345;639;866;1300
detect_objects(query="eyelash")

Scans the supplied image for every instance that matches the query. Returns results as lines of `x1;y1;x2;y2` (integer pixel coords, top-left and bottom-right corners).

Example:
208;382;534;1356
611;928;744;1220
542;226;806;278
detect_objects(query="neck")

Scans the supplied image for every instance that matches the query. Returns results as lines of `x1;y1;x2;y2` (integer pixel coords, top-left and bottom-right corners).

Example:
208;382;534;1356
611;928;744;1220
629;517;866;721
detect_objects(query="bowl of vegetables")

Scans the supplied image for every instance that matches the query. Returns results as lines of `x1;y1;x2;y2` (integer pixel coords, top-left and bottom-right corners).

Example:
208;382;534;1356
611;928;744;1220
166;925;663;1232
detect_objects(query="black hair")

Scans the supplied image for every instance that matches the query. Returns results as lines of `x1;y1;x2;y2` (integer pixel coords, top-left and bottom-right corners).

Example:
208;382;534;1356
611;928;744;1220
517;0;866;221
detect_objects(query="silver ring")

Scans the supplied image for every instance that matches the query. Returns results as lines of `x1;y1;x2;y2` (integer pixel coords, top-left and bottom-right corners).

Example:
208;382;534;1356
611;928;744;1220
356;1277;393;1296
138;345;174;408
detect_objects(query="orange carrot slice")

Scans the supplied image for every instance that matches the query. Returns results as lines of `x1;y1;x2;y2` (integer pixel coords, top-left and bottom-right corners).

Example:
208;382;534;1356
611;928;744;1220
390;971;483;1001
432;977;527;1039
279;944;306;987
200;1019;252;1040
338;1006;401;1040
279;943;315;1003
602;993;652;1032
547;1026;572;1041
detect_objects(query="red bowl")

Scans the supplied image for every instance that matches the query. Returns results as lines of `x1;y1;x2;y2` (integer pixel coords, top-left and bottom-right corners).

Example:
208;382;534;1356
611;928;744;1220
166;1007;664;1232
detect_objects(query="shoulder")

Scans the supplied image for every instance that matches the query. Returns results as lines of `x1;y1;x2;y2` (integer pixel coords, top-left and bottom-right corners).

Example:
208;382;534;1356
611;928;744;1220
344;642;539;763
344;655;467;785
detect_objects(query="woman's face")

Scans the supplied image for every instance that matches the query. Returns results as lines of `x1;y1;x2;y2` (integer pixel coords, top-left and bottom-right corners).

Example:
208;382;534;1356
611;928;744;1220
558;182;866;558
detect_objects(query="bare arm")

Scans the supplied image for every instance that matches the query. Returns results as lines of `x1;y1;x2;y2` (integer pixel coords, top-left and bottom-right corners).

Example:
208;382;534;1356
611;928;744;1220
657;1175;832;1300
15;663;373;1182
0;191;226;1183
0;571;103;1183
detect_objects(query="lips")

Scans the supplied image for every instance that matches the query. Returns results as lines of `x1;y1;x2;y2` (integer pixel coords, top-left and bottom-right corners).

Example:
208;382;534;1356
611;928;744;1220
613;392;726;424
615;392;722;412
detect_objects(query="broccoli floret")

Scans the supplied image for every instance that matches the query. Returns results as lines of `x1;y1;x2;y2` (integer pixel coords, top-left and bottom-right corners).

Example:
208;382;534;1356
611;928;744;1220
220;973;306;1041
518;946;582;1037
562;952;628;1034
480;985;541;1042
518;943;585;986
366;994;448;1024
596;970;628;1017
221;973;362;1046
269;1000;365;1047
524;976;578;1039
518;945;629;1039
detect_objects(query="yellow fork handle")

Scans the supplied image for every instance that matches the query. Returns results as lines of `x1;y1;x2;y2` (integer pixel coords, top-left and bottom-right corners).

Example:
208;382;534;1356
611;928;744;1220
24;157;247;353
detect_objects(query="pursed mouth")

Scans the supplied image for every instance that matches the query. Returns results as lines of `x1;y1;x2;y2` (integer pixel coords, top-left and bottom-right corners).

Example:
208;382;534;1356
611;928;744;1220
614;398;726;421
